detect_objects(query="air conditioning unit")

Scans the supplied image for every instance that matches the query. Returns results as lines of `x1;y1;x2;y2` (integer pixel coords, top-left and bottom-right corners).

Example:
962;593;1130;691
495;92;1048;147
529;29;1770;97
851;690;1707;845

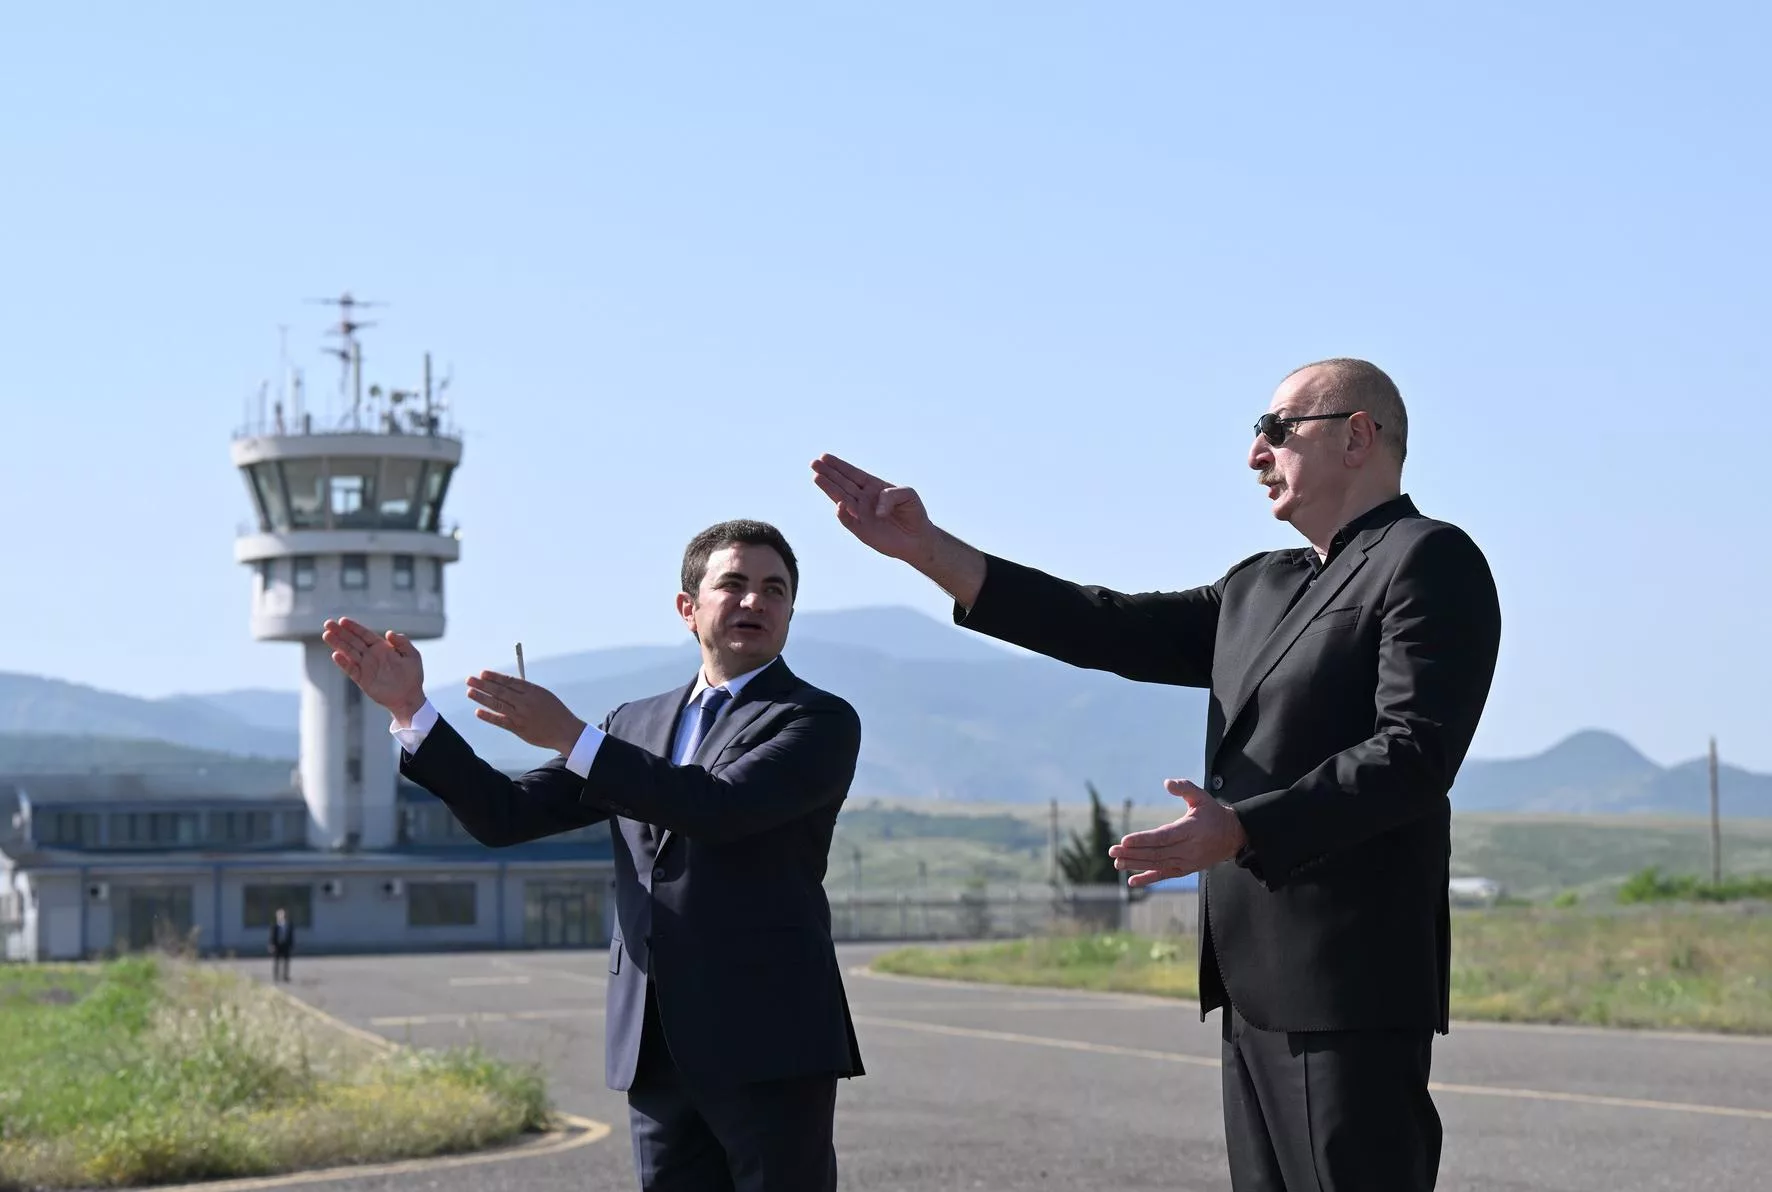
87;881;110;903
380;878;404;899
320;879;345;900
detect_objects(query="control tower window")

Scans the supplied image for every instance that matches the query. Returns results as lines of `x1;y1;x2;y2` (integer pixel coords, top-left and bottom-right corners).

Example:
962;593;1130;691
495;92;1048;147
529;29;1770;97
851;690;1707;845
329;458;380;529
378;459;427;530
341;554;369;589
293;556;316;591
282;459;327;530
393;555;415;590
430;559;443;593
417;464;454;533
247;463;289;532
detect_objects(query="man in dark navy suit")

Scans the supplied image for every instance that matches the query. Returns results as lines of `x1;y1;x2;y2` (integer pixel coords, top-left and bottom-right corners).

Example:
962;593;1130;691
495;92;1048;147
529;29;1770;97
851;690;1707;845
321;519;864;1192
814;359;1501;1191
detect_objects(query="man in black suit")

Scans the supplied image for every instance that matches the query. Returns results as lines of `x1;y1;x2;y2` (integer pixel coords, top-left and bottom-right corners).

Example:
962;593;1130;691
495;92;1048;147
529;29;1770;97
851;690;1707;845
320;519;864;1192
267;906;294;982
812;358;1501;1191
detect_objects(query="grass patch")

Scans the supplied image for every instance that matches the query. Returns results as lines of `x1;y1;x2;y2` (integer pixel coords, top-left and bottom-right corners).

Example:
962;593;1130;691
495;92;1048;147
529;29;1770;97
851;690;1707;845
874;906;1772;1034
1617;865;1772;903
0;956;551;1189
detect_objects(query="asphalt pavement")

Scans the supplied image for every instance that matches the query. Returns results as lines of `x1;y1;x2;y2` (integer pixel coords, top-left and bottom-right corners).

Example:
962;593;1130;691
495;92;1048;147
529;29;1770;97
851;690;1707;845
213;945;1771;1191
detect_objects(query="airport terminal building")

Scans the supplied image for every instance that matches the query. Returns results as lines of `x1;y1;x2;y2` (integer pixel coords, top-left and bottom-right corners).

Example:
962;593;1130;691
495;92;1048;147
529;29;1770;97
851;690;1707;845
1;777;613;961
1;302;615;962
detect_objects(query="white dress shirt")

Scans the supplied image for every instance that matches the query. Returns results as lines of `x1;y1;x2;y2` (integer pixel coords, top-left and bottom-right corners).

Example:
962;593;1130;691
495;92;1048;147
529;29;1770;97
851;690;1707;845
389;658;776;777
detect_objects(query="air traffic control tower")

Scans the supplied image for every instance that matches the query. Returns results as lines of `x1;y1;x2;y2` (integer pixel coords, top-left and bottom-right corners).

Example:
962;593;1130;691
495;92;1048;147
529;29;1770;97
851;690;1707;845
229;295;462;852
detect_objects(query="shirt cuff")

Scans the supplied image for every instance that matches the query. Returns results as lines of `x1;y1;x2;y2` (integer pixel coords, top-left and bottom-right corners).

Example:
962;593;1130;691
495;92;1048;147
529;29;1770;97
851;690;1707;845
389;698;439;753
564;721;606;778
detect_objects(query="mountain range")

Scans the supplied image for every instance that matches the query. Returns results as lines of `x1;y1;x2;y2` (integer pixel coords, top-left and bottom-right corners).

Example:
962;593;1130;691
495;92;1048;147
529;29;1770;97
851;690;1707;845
2;606;1766;816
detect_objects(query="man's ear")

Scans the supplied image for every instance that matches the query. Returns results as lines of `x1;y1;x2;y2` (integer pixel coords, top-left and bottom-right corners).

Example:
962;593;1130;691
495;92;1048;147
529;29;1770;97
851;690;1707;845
675;592;696;633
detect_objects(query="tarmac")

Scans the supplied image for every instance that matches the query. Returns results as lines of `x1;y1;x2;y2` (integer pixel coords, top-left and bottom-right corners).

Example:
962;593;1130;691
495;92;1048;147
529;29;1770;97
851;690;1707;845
204;944;1770;1191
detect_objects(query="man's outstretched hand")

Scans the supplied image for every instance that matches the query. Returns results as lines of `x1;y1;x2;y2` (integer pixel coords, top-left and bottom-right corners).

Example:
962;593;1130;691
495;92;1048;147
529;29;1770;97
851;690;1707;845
1108;779;1249;887
322;618;426;723
811;453;988;608
810;454;937;565
465;671;587;757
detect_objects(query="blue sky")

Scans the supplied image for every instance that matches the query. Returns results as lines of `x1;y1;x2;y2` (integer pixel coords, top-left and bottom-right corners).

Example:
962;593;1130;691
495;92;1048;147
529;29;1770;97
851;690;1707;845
1;2;1766;770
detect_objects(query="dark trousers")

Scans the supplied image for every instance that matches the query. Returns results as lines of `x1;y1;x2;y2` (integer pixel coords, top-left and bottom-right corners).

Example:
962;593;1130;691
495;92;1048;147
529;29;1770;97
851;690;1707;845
627;985;839;1192
1220;1004;1441;1191
271;947;291;982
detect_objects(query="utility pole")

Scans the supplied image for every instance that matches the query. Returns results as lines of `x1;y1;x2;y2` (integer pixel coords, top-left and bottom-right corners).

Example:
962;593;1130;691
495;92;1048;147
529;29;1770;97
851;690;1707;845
1048;797;1060;886
1709;736;1721;886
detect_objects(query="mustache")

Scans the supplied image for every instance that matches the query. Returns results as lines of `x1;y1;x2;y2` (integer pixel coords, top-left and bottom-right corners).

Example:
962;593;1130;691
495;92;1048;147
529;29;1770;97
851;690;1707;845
1258;471;1282;486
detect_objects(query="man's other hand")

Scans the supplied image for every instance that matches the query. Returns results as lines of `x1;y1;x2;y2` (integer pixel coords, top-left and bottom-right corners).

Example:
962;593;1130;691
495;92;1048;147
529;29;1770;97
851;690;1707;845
1108;779;1249;887
322;617;426;723
465;671;587;756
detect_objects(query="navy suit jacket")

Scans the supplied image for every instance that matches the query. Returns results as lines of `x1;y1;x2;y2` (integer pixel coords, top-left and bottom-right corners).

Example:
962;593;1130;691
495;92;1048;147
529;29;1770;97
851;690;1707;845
398;654;866;1091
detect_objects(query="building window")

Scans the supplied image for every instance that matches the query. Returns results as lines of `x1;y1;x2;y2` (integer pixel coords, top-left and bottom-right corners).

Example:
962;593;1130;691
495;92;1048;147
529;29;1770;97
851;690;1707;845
281;459;327;530
248;463;290;532
407;881;476;927
257;559;275;590
392;555;414;590
430;559;443;593
340;554;368;589
293;556;317;591
216;810;276;846
417;464;453;532
400;804;472;844
41;811;99;848
329;459;380;529
379;459;427;529
244;884;313;929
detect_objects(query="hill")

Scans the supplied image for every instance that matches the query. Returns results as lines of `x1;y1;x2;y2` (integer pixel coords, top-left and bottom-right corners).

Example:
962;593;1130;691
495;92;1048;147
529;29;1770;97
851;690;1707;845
2;606;1767;816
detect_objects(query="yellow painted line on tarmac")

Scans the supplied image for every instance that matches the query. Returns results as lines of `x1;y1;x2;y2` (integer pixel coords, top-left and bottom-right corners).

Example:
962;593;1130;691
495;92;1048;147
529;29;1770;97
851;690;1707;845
854;1015;1772;1122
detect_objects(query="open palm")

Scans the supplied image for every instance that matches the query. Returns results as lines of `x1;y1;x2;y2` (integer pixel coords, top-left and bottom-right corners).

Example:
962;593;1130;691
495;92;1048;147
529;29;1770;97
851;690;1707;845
321;617;425;718
810;453;933;563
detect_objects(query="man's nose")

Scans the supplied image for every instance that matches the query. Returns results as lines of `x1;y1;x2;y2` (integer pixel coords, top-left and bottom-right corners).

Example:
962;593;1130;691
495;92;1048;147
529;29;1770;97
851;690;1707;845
1248;435;1273;470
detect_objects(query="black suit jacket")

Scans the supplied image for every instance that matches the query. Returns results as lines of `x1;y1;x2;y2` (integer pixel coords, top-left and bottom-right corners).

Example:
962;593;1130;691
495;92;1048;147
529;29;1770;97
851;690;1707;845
956;496;1501;1034
398;654;866;1091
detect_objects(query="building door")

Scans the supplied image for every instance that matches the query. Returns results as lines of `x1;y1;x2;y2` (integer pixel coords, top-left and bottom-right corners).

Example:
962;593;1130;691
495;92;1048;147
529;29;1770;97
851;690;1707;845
122;886;194;952
523;880;607;948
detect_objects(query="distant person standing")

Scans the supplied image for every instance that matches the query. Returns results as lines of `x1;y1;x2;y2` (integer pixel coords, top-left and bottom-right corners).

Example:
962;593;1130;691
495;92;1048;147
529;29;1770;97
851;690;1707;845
813;358;1502;1191
268;907;294;982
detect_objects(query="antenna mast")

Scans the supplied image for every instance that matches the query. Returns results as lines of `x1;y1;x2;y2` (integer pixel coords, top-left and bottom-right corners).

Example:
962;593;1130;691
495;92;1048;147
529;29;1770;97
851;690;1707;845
305;291;387;430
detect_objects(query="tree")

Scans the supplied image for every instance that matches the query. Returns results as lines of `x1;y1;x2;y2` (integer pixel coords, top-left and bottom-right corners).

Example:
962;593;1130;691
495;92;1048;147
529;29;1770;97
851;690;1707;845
1058;781;1119;885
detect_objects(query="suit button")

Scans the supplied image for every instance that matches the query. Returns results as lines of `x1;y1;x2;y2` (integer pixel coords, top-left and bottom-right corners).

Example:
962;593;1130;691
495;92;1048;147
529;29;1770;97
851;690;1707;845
652;867;665;881
1211;775;1224;791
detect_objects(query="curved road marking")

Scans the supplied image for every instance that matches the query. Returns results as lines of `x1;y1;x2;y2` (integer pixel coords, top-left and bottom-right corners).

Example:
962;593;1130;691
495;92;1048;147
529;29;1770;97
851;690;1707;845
143;1114;613;1192
144;985;619;1190
852;1014;1772;1122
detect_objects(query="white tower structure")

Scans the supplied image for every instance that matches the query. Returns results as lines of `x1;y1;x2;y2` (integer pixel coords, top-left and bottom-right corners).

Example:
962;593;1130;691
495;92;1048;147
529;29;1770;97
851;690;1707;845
230;295;463;851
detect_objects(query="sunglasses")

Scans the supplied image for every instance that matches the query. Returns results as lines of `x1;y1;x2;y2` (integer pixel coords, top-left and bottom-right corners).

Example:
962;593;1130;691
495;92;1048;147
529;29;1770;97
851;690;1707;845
1253;410;1381;446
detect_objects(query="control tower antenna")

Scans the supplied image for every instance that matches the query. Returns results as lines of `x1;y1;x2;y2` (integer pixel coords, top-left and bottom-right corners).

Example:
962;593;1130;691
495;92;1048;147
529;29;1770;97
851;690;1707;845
232;295;463;853
305;291;387;430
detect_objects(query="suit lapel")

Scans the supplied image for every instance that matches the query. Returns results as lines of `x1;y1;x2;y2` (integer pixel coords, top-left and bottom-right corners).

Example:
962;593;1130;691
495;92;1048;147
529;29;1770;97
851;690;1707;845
635;678;696;855
654;657;795;857
1214;528;1386;758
